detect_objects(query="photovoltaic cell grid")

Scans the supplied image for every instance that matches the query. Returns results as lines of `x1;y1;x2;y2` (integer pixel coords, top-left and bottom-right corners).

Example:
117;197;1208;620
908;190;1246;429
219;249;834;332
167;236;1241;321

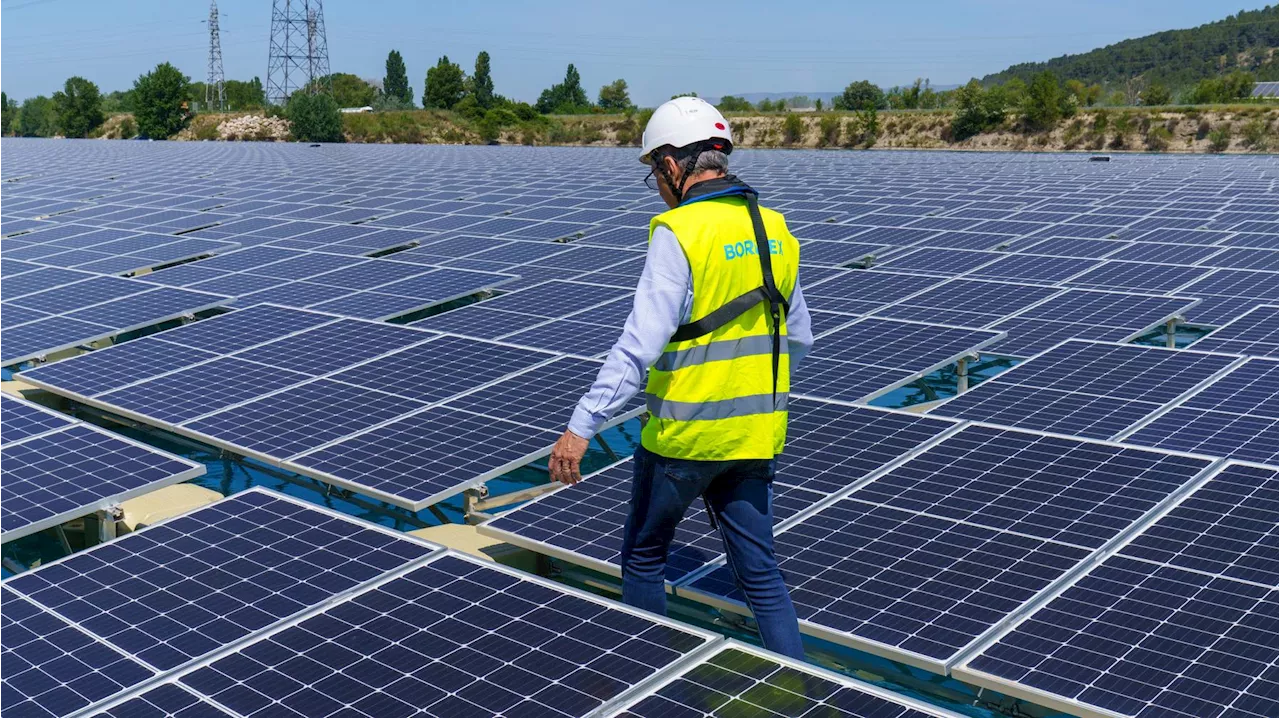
2;586;156;718
1120;357;1280;466
168;552;715;718
3;491;439;684
609;643;960;718
792;317;1004;403
958;558;1277;718
932;341;1241;439
1191;305;1279;358
481;400;958;583
0;392;206;543
1117;462;1278;587
1;279;229;366
678;424;1214;670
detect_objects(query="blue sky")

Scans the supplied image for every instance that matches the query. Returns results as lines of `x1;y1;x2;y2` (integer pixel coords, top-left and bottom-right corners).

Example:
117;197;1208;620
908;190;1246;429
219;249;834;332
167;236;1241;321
1;1;1267;104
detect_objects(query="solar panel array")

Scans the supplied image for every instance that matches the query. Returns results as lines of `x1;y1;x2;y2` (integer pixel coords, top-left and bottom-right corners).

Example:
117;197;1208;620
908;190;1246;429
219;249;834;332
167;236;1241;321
20;304;643;510
480;399;960;583
675;424;1215;672
1;268;229;366
16;488;960;718
0;393;205;542
955;462;1279;718
3;141;1277;718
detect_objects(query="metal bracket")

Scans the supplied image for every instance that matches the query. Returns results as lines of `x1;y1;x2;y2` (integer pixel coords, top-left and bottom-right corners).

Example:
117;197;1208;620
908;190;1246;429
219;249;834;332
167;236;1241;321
462;485;490;519
956;352;979;394
97;506;123;543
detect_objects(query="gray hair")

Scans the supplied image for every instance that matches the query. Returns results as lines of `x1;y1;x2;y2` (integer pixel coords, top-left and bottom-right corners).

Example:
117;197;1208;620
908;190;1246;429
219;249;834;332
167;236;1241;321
694;149;729;173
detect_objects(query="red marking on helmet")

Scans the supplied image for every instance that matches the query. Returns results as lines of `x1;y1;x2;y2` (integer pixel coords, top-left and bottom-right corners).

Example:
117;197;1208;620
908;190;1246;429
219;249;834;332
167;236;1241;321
712;144;723;149
714;122;726;130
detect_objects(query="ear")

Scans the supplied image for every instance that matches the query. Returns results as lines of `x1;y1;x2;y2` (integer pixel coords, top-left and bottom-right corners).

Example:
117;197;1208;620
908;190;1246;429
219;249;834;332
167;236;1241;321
662;154;682;179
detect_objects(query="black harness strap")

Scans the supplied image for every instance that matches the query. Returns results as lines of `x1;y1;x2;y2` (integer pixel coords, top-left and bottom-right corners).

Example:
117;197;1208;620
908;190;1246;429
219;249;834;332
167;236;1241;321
669;188;790;401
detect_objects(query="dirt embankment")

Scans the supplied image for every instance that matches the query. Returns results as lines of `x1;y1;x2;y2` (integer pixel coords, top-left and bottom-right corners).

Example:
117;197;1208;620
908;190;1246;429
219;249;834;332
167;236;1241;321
100;106;1278;153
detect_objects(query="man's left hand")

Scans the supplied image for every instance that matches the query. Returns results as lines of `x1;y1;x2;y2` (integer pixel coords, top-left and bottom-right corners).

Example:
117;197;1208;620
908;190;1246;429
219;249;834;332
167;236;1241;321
549;430;590;485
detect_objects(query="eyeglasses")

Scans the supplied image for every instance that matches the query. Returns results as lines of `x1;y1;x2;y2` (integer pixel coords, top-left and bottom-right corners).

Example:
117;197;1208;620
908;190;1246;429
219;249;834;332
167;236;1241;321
643;166;660;191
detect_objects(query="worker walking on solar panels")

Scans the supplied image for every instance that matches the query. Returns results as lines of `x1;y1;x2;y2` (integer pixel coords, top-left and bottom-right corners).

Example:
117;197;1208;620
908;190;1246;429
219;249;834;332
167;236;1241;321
549;96;811;660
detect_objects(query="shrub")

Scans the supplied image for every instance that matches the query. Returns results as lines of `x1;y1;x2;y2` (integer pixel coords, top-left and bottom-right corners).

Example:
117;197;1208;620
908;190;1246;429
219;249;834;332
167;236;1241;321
1141;84;1171;106
1110;113;1132;148
1196;119;1212;139
950;80;1005;141
1145;126;1172;151
132;62;190;139
1091;110;1109;133
1242;117;1272;150
511;102;539;121
1207;124;1232;152
17;96;57;137
218;114;289;141
452;95;484;121
1062;120;1084;149
844;104;879;148
118;116;136;139
286;92;343;142
817;114;841;147
781;113;805;145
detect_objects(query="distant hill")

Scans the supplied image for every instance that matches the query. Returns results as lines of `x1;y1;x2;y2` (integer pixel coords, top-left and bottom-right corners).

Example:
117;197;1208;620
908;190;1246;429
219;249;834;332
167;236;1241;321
706;86;961;107
981;7;1279;88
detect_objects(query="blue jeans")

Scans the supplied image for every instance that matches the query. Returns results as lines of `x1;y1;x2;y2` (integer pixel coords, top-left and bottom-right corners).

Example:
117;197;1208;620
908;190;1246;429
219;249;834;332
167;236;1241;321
620;444;806;660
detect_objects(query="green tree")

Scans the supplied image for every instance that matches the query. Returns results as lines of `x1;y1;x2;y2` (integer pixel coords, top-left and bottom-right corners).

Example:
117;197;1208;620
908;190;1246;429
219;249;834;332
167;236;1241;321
0;92;16;135
1021;71;1063;130
1141;83;1172;106
716;95;753;112
1083;84;1103;106
834;80;885;110
17;96;56;137
52;76;104;138
950;80;1005;141
224;78;265;109
286;92;343;142
324;73;377;108
817;113;840;146
845;103;879;147
536;63;591;114
424;55;467;109
670;92;698;99
472;51;495;109
814;98;823;112
132;62;191;139
382;50;413;106
597;79;632;112
1222;70;1256;100
101;89;136;114
756;98;781;112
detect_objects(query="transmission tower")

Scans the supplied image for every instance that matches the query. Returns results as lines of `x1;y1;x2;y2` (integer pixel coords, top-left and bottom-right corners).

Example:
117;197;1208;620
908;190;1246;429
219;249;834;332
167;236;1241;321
266;0;331;105
206;0;226;111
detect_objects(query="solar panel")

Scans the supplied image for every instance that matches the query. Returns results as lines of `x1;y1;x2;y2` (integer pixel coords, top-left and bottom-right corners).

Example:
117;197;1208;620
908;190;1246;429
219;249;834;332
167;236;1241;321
409;304;551;338
846;422;1214;548
9;276;147;314
151;304;336;354
446;356;643;431
805;271;945;315
92;683;235;718
291;405;562;510
964;254;1100;283
680;498;1092;671
233;318;435;375
62;287;226;328
183;379;426;459
4;488;438;672
1;315;114;366
0;392;76;444
1;422;205;542
871;278;1061;328
1122;406;1279;465
171;552;714;718
1117;462;1277;587
99;357;313;424
2;587;155;718
792;318;1003;403
482;399;957;580
333;335;554;404
941;340;1249;438
478;279;631;318
956;556;1277;718
611;641;966;718
1192;305;1279;358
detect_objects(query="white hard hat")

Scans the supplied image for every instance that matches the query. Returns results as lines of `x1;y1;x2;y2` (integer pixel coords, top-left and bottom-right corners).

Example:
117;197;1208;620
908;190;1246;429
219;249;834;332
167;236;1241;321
640;96;733;164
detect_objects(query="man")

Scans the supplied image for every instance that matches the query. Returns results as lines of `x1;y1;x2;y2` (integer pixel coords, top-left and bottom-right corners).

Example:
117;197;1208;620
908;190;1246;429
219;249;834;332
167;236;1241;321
548;96;811;660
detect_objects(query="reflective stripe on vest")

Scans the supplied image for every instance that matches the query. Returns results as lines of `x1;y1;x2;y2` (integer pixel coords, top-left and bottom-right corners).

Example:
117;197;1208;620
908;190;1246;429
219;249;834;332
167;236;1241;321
646;393;789;422
653;334;786;373
640;196;801;462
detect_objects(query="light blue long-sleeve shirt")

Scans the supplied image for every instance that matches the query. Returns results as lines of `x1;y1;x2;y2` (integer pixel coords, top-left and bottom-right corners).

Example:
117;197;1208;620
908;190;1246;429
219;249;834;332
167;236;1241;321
568;225;813;440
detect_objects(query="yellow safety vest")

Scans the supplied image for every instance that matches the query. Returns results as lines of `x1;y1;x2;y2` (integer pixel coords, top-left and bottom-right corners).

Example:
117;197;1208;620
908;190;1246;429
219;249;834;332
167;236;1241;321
641;195;800;461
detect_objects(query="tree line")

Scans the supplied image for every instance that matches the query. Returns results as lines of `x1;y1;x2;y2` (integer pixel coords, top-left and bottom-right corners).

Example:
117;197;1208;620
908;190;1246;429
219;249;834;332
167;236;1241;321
0;44;1269;144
